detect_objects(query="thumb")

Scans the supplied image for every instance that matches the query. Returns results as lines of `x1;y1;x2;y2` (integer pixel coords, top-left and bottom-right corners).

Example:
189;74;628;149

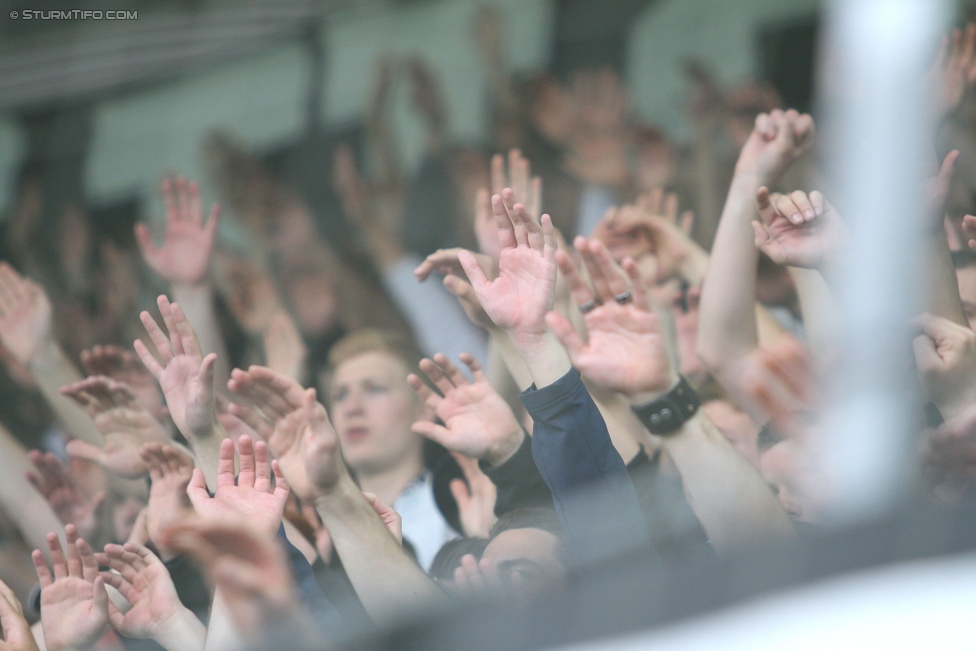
92;574;109;615
449;478;473;514
456;250;491;294
185;468;210;509
912;333;942;376
65;440;106;466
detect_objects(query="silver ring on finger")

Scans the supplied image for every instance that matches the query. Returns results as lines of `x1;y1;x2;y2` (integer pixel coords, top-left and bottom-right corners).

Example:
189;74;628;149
613;288;633;305
579;299;599;314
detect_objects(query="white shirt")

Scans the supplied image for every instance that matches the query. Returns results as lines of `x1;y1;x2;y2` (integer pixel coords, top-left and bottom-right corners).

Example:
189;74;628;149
394;472;458;571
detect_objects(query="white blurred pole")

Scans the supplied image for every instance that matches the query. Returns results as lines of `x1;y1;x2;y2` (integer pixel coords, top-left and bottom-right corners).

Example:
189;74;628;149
821;0;950;523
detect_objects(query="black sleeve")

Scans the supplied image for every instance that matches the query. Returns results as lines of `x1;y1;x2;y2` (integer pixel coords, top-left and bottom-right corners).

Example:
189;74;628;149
479;430;554;517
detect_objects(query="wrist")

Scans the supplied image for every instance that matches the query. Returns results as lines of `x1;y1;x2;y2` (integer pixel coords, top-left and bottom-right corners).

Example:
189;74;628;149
312;473;360;515
26;338;60;372
628;375;681;407
153;606;205;651
484;426;524;467
510;331;572;389
630;375;700;435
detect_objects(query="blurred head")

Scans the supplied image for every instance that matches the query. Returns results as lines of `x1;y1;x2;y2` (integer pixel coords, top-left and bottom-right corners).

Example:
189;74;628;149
326;330;426;476
952;250;976;331
481;508;571;598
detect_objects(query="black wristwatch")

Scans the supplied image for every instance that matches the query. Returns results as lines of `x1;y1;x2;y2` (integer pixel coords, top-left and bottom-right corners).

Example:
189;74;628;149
630;376;701;435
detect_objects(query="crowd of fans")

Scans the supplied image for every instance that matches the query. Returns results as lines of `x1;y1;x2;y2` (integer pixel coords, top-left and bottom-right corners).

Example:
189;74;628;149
2;6;976;649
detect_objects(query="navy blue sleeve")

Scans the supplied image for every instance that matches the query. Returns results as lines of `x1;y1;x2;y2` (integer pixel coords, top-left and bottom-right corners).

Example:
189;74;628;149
521;368;658;567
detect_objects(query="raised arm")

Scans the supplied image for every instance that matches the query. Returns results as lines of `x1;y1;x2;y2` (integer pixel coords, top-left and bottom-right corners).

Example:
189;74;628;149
697;109;814;374
136;177;228;382
225;366;443;622
60;375;170;479
134;295;225;490
549;241;795;549
458;190;656;565
95;542;205;651
0;263;102;445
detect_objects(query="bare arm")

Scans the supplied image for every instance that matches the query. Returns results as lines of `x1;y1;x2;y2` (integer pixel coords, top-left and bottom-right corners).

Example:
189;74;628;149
549;240;794;549
226;367;443;623
698;110;814;379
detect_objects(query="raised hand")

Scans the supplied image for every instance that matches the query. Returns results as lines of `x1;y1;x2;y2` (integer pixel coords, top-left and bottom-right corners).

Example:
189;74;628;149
414;247;498;284
451;554;502;598
547;238;677;401
135;177;220;286
449;453;497;538
140;443;195;560
135;295;217;443
592;192;703;285
95;542;199;643
407;353;522;465
912;313;976;422
0;263;52;367
751;187;846;270
736;336;819;435
186;436;289;536
226;367;344;502
61;376;169;478
80;345;163;417
162;516;305;638
32;525;108;651
475;151;544;266
927;23;976;120
457;190;558;345
0;577;39;651
734;109;814;185
26;452;106;541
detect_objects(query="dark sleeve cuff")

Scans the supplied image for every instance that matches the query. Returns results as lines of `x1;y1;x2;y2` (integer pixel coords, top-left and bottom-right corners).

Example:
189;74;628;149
519;367;581;413
480;429;554;516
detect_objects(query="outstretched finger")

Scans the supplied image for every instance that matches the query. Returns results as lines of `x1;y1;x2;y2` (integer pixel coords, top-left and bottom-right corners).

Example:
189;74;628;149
555;248;597;311
577;238;612;301
216;438;236;489
253;439;272;493
420;357;456;395
491;193;517;249
236;435;256;488
590;239;630;297
458;353;487;383
434;353;469;387
139;312;173;364
407;374;440;414
621;258;651;311
171;303;201;359
157;296;185;357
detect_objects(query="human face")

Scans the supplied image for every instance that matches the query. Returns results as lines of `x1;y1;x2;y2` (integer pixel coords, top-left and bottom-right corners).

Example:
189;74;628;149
481;528;569;599
329;352;424;475
956;266;976;331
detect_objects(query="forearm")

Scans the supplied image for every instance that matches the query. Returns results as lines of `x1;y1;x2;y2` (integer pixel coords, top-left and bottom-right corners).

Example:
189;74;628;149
154;606;206;651
314;479;442;624
789;267;840;372
522;369;655;565
582;380;647;464
0;425;66;553
924;231;967;327
487;328;532;391
28;341;102;445
509;331;572;391
203;591;244;651
184;422;225;492
170;283;230;386
697;173;763;368
660;411;795;550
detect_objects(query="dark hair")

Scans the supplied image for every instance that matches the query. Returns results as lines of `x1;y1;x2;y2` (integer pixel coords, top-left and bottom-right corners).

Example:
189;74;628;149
488;508;572;569
428;538;490;582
